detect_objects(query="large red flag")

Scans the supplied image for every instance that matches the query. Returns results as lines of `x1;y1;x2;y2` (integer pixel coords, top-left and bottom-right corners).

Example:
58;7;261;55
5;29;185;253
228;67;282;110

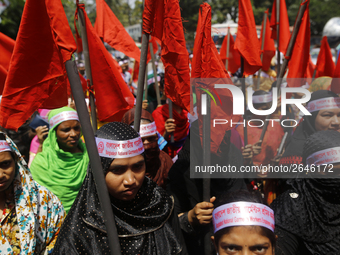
95;0;140;62
0;32;15;94
259;10;276;71
270;0;290;54
143;0;190;112
330;59;340;94
235;0;262;75
287;0;310;86
192;3;240;153
78;4;134;122
0;0;77;130
219;32;241;73
315;36;335;78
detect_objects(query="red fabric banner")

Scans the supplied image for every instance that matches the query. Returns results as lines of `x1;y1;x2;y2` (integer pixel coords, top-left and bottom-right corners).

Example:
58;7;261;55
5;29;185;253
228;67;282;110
330;59;340;94
315;36;335;78
0;0;77;130
270;0;290;54
0;32;15;94
142;0;190;112
259;10;276;71
79;4;134;122
287;0;310;86
192;3;241;153
94;0;140;62
219;32;241;74
235;0;262;75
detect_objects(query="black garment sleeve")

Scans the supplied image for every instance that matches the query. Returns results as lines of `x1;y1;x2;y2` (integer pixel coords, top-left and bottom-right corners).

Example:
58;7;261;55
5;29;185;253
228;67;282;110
169;209;189;255
275;226;303;255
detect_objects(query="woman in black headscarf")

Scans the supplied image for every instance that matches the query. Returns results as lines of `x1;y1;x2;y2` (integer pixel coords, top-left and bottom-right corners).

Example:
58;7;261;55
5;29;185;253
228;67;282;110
272;130;340;254
279;90;340;166
52;122;187;255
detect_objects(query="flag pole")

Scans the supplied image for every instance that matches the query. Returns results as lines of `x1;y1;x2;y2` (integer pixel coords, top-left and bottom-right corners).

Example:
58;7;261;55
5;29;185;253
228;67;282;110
65;60;121;255
202;93;211;255
78;7;97;132
241;57;248;146
168;100;175;143
276;0;281;77
149;41;161;106
225;27;230;72
278;1;308;81
257;12;268;90
134;32;149;132
144;63;148;100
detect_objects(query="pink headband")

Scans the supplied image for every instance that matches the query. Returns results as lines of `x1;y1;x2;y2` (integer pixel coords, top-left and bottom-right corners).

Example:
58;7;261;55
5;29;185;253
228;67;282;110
49;111;79;129
252;93;272;104
95;137;144;159
132;122;157;138
306;146;340;166
307;97;340;113
213;202;275;233
0;140;11;153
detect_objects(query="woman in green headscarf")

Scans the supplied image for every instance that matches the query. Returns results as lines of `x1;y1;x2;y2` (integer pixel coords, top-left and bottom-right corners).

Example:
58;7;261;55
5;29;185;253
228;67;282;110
30;107;89;213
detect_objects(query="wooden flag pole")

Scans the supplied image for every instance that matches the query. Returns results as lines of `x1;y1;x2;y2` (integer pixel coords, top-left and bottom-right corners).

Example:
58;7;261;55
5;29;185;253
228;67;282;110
149;42;161;106
65;60;121;255
241;57;248;145
134;33;150;132
144;63;149;100
225;27;230;72
168;100;175;143
257;12;268;90
276;0;281;77
202;93;211;255
78;7;97;132
278;1;308;81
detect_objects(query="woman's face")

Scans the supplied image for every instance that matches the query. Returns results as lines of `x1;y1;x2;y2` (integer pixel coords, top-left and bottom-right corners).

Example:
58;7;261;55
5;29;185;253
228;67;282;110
213;226;274;255
56;120;81;152
315;108;340;131
105;154;145;201
0;152;16;194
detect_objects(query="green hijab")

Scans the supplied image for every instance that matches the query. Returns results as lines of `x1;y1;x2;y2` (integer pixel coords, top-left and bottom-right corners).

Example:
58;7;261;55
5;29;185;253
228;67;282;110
30;107;89;213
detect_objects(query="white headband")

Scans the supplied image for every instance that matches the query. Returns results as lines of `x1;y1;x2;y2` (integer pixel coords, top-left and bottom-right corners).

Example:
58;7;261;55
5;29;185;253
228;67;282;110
132;122;157;138
95;137;144;159
252;93;272;104
306;146;340;166
0;140;11;153
213;202;275;233
49;111;79;129
307;97;340;113
147;76;161;85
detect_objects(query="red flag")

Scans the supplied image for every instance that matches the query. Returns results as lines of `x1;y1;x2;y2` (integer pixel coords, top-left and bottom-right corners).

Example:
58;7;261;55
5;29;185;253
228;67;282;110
95;0;140;62
287;0;310;86
75;33;83;53
78;4;134;122
192;3;240;153
259;10;276;71
0;32;15;94
147;36;158;64
219;32;241;73
305;56;315;85
270;0;290;54
315;36;335;78
143;0;190;112
235;0;262;75
330;59;340;93
0;0;77;130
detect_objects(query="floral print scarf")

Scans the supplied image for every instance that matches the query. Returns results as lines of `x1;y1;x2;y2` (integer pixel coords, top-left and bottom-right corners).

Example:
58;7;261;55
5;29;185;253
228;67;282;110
0;132;65;254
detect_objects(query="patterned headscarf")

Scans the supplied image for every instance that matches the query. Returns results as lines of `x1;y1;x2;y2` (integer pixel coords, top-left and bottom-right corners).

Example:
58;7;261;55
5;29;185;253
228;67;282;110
0;132;65;254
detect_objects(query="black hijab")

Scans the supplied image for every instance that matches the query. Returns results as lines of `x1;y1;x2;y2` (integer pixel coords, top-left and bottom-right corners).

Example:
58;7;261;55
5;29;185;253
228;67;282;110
279;90;339;165
272;130;340;254
52;122;182;255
